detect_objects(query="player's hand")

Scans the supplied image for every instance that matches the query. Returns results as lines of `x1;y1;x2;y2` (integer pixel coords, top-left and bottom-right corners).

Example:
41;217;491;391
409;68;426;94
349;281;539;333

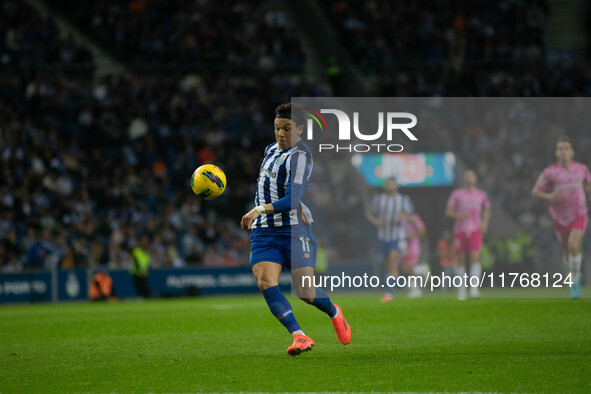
400;212;412;221
240;208;260;230
458;212;471;220
366;213;384;227
481;223;488;234
549;191;561;203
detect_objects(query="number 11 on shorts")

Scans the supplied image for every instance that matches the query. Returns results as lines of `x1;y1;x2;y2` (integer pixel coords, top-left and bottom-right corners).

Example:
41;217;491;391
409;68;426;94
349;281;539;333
299;237;311;252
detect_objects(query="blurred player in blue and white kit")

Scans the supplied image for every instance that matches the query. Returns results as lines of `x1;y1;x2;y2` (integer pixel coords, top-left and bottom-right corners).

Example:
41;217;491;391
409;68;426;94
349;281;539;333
241;102;351;356
366;177;415;302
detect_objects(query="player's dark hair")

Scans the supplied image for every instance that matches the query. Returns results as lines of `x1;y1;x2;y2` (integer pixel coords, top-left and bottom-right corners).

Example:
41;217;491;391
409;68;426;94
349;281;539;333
557;135;572;146
275;102;305;126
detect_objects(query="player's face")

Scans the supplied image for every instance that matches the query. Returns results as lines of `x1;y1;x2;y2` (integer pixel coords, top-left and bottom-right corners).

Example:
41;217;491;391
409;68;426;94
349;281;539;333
555;141;574;164
275;118;303;150
463;170;477;188
384;178;398;194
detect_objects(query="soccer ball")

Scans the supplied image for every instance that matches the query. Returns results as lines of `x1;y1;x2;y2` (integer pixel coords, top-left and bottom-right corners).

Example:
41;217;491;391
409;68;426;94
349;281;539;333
191;164;226;200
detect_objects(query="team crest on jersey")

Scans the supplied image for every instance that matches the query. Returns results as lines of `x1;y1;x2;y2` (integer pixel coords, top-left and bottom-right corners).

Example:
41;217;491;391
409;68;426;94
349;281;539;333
276;154;287;166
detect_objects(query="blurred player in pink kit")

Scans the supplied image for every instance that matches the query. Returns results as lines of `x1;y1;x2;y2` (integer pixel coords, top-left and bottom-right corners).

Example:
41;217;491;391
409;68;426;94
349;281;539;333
445;170;491;299
401;213;426;298
532;136;591;299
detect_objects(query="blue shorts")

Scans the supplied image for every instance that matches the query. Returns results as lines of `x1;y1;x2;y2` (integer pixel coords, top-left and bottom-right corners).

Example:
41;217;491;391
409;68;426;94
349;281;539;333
250;225;317;270
379;239;407;260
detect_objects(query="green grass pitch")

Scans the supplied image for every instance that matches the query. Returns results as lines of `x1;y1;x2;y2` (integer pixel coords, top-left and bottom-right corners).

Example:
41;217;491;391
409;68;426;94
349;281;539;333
1;291;590;393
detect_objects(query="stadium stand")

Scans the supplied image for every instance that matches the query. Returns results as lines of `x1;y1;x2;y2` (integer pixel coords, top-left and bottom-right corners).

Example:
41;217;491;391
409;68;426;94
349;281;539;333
0;0;94;76
324;0;548;71
320;0;591;96
46;0;305;72
0;72;328;271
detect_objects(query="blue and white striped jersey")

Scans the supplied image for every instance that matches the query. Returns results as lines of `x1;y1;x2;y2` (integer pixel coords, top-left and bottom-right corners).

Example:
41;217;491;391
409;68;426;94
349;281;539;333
370;193;414;242
251;139;314;229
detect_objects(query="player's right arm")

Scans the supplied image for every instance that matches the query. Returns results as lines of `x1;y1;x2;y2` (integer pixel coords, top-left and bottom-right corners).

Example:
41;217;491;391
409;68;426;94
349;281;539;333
445;191;470;220
366;195;384;227
241;203;275;230
445;207;470;220
531;188;560;202
366;212;384;227
532;168;560;203
240;143;278;230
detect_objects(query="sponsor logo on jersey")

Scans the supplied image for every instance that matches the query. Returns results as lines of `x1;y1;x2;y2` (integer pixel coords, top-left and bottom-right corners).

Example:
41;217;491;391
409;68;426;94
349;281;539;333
260;168;277;179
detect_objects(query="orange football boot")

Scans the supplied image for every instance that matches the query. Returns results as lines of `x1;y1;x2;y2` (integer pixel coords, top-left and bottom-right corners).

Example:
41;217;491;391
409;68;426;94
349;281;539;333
331;304;351;345
286;334;315;356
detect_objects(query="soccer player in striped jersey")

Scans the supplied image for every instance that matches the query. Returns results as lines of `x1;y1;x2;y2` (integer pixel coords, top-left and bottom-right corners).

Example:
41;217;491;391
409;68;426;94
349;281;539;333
532;136;591;299
367;177;415;302
241;103;351;356
445;170;491;300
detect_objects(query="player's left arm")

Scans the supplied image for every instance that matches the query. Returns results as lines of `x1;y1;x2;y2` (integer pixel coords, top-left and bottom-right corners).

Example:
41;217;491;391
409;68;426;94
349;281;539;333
481;193;491;234
399;195;415;221
584;165;591;196
273;151;309;212
481;208;491;234
366;198;384;227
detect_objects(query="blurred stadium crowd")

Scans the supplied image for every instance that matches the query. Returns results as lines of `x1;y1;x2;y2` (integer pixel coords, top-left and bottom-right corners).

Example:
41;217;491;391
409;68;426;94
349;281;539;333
324;0;591;96
1;0;591;272
0;0;323;272
48;0;304;72
1;0;93;74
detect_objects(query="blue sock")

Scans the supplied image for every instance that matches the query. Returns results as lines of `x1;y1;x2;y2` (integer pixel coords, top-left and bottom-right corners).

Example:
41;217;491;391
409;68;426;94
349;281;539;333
308;287;337;318
262;285;301;334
